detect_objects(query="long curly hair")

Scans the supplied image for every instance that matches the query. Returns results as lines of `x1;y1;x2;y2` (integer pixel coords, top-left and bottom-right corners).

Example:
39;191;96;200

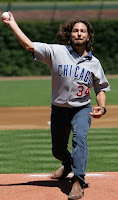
57;19;94;52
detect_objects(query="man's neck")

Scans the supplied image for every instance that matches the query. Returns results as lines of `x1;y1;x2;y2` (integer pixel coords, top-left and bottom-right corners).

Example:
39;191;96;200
72;45;88;57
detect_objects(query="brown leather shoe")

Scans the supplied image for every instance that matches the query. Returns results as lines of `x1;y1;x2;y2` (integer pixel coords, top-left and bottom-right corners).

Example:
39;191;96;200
68;176;84;199
51;165;71;179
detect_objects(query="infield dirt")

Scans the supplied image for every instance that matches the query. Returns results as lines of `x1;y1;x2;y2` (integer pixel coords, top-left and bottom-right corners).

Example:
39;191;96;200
0;172;118;200
0;105;117;130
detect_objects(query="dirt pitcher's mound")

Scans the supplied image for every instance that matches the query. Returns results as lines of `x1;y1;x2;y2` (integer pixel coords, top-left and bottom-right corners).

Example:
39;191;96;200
0;105;117;130
0;172;118;200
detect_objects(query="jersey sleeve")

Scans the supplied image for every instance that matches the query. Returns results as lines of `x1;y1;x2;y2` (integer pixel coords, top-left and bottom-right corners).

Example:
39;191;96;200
93;61;110;94
33;42;54;68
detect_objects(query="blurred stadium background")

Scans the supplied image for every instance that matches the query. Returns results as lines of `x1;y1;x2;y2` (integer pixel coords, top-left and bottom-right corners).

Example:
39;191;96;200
0;1;118;21
0;0;118;76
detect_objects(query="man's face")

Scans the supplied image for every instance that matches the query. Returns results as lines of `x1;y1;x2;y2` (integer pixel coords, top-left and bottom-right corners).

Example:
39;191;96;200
70;22;89;47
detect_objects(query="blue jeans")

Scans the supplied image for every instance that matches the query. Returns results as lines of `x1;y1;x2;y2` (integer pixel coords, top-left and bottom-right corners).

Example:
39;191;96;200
51;104;92;183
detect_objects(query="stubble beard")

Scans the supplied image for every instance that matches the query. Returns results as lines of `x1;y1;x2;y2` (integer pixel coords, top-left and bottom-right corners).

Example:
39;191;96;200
70;39;87;47
73;39;86;46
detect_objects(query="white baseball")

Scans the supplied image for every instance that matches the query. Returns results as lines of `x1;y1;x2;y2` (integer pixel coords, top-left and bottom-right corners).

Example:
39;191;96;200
1;12;10;19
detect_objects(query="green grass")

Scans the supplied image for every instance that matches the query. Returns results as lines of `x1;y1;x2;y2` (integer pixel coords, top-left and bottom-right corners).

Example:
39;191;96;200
105;78;118;105
0;128;117;173
0;78;117;107
87;128;118;172
0;79;51;106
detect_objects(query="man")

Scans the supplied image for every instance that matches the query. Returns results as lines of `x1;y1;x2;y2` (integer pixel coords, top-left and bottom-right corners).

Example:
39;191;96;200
2;13;110;199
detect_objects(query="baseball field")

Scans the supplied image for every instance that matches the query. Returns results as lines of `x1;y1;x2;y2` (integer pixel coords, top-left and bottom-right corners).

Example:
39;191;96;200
0;76;117;200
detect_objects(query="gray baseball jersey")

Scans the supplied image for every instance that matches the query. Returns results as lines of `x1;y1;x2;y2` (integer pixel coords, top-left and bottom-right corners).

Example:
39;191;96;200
33;42;110;107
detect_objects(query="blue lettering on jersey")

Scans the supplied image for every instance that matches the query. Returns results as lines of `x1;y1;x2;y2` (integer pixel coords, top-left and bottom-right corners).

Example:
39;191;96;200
79;68;84;80
88;75;93;85
84;71;91;82
58;64;73;77
74;66;80;77
69;65;73;76
58;65;62;76
64;65;68;76
58;64;93;85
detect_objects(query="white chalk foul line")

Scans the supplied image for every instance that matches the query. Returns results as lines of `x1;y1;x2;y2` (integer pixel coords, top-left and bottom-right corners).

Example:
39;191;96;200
86;173;105;177
28;173;106;178
29;174;52;178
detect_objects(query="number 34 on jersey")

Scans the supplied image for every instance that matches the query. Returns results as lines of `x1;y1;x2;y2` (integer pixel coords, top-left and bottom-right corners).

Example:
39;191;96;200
76;85;90;97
